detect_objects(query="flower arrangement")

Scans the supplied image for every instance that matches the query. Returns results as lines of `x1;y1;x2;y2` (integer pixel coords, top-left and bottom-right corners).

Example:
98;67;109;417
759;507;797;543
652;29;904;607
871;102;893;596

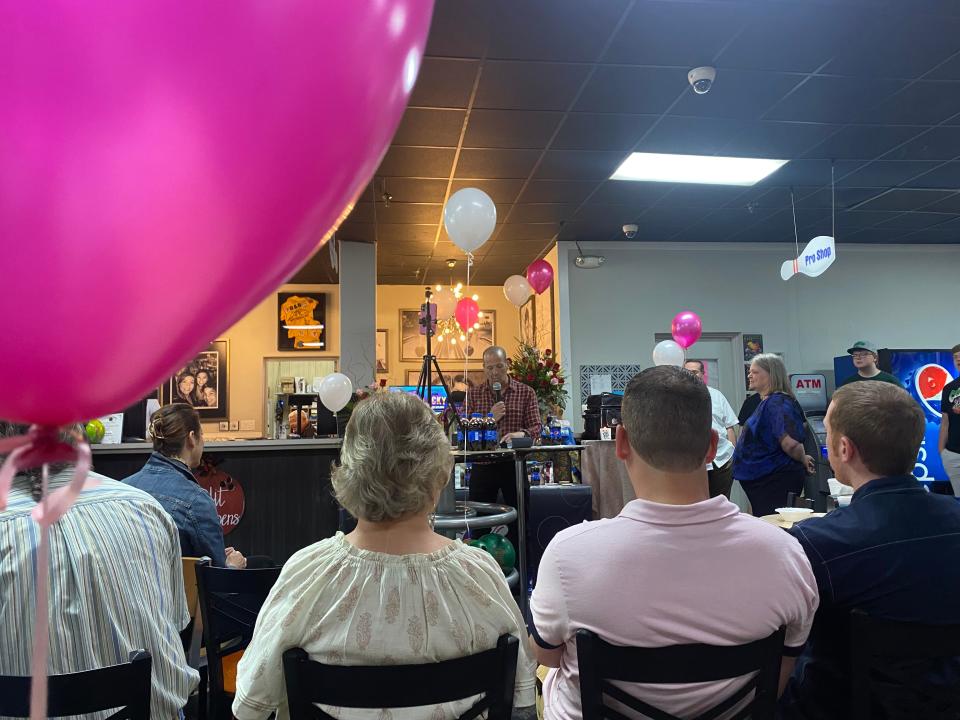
509;342;568;415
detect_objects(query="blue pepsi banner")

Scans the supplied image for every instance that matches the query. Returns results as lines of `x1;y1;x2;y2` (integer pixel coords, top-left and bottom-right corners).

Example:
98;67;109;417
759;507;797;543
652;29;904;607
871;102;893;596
882;349;957;482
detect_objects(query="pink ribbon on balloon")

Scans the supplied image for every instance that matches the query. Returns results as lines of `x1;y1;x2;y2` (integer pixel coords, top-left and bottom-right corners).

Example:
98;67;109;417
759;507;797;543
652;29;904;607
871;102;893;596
0;426;93;720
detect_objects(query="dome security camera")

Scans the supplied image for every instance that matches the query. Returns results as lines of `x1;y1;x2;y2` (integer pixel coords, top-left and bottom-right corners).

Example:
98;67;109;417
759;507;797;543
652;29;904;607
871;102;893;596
622;224;638;239
688;66;716;95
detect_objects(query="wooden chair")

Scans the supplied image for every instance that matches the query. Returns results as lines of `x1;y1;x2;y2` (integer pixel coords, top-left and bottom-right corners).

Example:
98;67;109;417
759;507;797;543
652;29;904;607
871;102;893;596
0;650;151;719
850;609;960;720
576;627;785;720
195;559;281;720
282;634;519;720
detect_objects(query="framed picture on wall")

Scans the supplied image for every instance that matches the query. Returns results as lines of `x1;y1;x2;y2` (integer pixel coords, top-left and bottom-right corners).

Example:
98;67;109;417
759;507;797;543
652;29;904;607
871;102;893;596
743;333;763;361
277;292;326;350
520;298;536;345
399;308;495;362
161;340;229;421
535;282;556;352
376;329;388;373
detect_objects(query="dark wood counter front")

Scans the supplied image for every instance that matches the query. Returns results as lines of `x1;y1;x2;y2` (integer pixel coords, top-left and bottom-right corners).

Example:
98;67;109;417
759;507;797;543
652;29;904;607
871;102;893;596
91;439;342;564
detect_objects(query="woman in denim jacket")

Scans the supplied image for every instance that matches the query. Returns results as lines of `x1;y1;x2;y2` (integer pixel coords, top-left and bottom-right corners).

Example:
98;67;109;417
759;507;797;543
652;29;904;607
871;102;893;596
124;403;247;568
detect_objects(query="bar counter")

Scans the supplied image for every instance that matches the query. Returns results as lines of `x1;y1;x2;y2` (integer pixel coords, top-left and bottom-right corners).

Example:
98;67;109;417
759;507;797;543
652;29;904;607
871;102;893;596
91;438;342;563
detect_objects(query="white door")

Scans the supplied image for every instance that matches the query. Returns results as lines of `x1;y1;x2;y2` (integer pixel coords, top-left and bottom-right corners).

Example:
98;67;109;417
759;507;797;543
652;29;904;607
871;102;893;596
657;334;743;413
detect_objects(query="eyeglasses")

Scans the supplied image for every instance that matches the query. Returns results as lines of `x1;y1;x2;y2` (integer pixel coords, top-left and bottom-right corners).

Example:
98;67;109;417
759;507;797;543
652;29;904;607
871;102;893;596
484;363;506;371
851;352;874;359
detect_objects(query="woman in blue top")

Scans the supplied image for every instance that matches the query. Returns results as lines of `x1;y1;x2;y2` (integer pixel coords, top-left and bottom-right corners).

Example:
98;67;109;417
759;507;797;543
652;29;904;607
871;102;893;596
124;403;247;568
733;354;815;516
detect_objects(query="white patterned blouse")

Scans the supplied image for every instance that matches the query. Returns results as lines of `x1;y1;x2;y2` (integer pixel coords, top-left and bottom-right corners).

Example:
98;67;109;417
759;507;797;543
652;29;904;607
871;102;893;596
233;532;536;720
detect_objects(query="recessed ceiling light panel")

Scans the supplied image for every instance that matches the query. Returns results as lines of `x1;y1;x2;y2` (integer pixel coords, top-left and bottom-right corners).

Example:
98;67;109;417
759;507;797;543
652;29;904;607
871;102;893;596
611;152;787;186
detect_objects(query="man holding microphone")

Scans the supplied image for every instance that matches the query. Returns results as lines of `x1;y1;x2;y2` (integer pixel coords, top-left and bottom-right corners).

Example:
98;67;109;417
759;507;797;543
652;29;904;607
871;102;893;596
466;346;543;550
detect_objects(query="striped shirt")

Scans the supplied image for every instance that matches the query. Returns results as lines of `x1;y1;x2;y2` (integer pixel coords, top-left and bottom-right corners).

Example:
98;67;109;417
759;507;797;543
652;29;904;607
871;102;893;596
0;470;199;719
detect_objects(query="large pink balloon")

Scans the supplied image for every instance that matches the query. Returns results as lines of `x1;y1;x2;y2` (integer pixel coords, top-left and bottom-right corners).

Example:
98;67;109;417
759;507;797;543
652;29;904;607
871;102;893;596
526;259;554;295
455;298;480;331
671;311;703;349
0;1;434;426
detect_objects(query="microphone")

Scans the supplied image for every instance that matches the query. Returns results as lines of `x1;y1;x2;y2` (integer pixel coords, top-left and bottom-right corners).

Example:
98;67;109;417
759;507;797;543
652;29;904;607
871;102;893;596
492;382;502;404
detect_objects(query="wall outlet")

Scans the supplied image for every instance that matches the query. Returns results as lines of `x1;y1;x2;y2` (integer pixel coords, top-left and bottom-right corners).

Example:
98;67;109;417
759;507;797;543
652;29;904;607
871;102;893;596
219;421;229;432
240;419;255;432
230;420;239;431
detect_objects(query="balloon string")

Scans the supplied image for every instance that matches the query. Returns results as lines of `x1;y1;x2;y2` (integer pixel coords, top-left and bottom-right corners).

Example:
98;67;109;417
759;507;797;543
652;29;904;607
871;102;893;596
462;251;473;468
0;426;93;720
790;188;800;259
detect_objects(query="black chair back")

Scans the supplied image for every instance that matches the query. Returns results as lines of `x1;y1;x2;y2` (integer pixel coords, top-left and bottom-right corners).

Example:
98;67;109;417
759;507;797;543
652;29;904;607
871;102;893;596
282;634;519;720
576;627;785;720
850;609;960;720
195;559;282;720
0;650;151;719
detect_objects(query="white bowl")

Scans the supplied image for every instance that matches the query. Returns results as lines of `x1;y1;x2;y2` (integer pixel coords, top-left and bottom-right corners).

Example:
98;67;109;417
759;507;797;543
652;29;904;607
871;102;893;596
775;507;815;523
836;495;852;508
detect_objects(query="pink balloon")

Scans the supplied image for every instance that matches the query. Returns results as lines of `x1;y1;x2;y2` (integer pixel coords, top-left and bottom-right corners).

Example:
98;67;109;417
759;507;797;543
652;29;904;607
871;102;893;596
0;1;433;426
526;259;554;295
671;311;703;349
455;298;480;330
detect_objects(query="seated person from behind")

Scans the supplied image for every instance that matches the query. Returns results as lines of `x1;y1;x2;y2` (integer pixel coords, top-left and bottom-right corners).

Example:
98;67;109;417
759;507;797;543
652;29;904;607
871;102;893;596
124;403;247;568
0;422;198;718
780;381;960;719
288;408;316;438
530;366;819;720
233;390;535;720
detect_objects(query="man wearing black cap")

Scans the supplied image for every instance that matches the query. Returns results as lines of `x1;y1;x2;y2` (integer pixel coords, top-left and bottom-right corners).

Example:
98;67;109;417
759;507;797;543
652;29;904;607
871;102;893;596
839;340;902;387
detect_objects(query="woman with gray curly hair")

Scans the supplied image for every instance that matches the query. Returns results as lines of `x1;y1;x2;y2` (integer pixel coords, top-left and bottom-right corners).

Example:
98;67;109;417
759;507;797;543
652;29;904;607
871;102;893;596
233;390;536;720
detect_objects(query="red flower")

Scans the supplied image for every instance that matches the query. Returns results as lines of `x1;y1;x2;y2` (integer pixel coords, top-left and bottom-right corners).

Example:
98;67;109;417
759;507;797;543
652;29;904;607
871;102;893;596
559;378;565;384
544;349;552;356
553;363;560;371
527;374;534;381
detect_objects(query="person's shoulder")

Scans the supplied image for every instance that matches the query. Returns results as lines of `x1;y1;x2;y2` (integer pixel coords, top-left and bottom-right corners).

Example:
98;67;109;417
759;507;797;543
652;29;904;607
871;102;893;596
542;518;619;561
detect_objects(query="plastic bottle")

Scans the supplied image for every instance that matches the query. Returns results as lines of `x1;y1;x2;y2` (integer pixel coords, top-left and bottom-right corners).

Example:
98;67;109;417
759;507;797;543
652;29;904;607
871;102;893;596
467;413;483;451
484;413;499;450
549;418;562;444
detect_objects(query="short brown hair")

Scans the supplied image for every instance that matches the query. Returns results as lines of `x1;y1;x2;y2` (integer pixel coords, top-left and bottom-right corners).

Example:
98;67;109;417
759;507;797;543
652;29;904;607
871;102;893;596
620;366;712;472
951;343;960;355
829;383;924;477
150;403;201;457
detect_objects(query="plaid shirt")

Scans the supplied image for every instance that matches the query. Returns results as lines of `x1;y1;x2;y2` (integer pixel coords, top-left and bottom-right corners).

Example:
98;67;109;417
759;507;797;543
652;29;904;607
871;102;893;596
466;378;542;438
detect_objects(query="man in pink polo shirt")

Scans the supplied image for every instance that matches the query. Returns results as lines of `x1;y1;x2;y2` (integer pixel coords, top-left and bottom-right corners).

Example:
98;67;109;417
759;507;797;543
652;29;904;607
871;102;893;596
530;365;819;720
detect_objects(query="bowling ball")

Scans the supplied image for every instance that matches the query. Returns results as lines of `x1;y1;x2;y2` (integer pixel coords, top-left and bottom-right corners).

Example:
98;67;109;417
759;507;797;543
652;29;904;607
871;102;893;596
84;419;105;444
474;533;516;572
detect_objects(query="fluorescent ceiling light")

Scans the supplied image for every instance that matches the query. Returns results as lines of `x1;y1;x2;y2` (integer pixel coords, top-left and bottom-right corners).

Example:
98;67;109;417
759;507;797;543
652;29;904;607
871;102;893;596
611;152;787;186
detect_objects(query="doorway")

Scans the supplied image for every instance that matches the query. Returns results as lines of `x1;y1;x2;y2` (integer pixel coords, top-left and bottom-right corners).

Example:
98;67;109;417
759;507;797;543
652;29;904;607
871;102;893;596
655;332;744;412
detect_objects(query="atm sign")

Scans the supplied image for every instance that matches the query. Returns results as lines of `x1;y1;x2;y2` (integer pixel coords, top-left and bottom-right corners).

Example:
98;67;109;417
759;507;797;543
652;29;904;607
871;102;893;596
796;378;822;390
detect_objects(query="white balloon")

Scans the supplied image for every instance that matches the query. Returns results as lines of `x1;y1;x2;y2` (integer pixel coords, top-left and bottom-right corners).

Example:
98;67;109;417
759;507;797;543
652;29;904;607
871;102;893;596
444;188;496;253
503;274;533;307
652;340;685;367
432;287;457;320
318;372;353;413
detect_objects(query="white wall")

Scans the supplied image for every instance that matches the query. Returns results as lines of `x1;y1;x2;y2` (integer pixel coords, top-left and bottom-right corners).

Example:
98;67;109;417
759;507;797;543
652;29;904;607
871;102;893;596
559;240;959;428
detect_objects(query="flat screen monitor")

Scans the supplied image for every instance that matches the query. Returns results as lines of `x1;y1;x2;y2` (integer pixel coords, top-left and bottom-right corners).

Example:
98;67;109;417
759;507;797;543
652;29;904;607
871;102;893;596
389;385;447;414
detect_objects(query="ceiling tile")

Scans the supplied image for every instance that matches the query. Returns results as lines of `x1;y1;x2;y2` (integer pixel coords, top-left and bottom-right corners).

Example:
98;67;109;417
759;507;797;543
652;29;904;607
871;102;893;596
802;125;924;160
894;228;960;243
850;188;956;211
336;223;376;243
480;238;551;257
873;212;954;230
763;76;908;124
573;204;648;224
574;66;684;115
669;70;800;120
463;109;564;149
374;178;448;203
719;122;840;159
496;223;560;241
475;61;591;111
636;116;746;156
603;0;747;65
344;202;375;224
797;187;888;209
914;192;960;213
656;185;749;209
840;161;943;188
486;0;630;62
509;203;575;223
558;219;623;242
377;147;455;177
553;114;656;151
449;178;526;204
516;180;597;204
391;108;466;147
455;148;541;178
589;181;671;206
410;58;480;108
532;150;626;181
377;224;438;243
903;161;960;189
865;82;960;125
886;126;960;161
424;0;489;58
762;159;856;186
377;240;437;256
373;203;442;224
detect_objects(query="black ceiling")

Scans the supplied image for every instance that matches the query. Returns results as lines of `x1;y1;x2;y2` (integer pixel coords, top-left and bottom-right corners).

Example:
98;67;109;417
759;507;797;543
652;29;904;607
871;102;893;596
330;0;960;285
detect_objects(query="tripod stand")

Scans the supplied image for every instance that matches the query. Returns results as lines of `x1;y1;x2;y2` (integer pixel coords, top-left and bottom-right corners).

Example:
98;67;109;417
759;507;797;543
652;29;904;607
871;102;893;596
415;288;454;410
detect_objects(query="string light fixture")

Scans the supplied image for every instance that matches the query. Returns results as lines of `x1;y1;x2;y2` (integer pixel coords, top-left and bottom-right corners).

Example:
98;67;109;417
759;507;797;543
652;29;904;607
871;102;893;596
433;282;482;346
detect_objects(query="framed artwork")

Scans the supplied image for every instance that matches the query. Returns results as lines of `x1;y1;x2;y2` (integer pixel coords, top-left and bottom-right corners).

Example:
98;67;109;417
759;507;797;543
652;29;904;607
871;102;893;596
743;334;764;361
277;292;326;350
161;340;229;421
520;298;536;345
376;329;388;373
405;368;486;388
535;282;556;352
399;308;496;362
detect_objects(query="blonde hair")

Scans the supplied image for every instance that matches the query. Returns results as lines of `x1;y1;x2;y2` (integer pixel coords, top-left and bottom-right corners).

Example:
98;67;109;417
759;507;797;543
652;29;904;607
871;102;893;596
752;354;794;398
332;391;452;522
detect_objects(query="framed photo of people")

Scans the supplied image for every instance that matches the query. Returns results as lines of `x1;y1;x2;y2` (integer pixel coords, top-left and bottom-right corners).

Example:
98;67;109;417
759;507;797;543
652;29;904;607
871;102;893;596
399;308;495;362
376;329;389;373
161;340;230;421
277;292;326;350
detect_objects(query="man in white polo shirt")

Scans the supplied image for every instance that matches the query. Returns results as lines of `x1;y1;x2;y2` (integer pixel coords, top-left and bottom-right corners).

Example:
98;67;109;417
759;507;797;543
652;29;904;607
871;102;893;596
685;360;739;498
529;366;819;720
